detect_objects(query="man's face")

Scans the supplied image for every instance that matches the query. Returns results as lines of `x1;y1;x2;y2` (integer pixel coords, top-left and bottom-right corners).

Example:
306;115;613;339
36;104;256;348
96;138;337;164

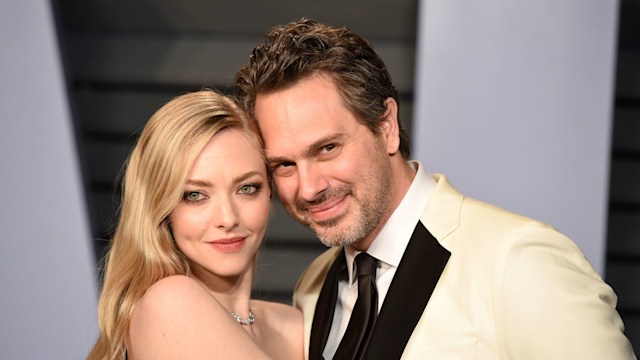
254;73;394;248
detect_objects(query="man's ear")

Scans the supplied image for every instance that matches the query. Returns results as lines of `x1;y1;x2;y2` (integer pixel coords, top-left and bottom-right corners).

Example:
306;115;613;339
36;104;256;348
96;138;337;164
379;97;400;155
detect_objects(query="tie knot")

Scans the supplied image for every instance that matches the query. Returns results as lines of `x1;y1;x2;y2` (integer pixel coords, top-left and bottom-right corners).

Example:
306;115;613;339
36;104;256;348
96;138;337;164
355;252;378;277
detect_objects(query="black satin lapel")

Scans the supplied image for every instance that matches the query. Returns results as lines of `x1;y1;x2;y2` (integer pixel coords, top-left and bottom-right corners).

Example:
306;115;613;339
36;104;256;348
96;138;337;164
364;222;451;360
309;251;346;360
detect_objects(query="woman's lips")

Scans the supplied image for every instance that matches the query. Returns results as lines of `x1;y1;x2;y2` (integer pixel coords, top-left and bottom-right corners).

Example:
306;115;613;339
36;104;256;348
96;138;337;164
208;237;246;252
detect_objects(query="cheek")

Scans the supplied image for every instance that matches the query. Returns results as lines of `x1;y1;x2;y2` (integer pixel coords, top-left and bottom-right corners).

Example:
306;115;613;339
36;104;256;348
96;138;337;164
241;198;271;237
317;153;360;187
170;208;204;243
274;178;297;204
330;159;358;181
337;141;387;178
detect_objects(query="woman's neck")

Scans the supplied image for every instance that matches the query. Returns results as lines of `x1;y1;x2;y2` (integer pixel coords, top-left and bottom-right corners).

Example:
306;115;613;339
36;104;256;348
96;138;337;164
189;264;254;318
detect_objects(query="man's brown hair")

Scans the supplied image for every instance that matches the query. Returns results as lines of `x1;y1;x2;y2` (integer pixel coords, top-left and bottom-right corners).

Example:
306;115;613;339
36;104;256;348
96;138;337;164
235;18;411;158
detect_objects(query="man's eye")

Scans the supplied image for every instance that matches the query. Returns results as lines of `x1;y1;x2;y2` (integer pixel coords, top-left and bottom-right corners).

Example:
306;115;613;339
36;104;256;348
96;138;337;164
321;144;337;153
271;161;295;172
271;161;296;177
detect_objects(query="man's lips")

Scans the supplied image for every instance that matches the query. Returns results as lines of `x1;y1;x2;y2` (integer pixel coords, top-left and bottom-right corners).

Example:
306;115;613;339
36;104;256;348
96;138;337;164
304;195;348;221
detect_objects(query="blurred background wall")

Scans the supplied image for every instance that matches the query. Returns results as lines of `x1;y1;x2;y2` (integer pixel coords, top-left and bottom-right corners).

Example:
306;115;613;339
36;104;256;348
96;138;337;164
415;1;617;277
1;0;637;357
0;1;97;358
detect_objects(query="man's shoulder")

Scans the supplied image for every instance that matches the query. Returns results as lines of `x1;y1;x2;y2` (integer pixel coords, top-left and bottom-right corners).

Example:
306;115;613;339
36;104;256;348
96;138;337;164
313;246;342;264
293;247;341;298
299;247;341;281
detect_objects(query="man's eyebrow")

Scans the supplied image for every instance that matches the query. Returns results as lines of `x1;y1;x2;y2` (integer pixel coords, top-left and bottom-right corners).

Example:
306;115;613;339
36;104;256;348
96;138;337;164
267;133;346;165
304;134;344;155
302;133;346;157
267;156;290;165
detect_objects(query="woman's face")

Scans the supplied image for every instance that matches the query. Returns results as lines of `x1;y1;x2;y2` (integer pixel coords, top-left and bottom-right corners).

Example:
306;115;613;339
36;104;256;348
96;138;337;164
170;128;270;280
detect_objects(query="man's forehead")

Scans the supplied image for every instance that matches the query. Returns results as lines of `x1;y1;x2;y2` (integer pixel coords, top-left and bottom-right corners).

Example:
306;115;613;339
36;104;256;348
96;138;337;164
263;123;341;156
253;74;355;155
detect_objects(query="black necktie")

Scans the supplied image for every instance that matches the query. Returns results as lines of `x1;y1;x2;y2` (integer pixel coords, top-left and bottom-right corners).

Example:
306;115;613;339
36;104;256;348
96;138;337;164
333;252;379;360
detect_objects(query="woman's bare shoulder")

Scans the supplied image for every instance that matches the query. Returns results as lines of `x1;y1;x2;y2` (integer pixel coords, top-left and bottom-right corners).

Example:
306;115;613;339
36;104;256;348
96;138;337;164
132;275;213;320
254;299;302;325
140;275;207;303
129;275;222;341
253;300;304;359
129;276;270;360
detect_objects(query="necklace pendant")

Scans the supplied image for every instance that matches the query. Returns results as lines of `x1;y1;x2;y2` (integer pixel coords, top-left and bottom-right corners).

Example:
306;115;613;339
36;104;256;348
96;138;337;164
229;308;255;325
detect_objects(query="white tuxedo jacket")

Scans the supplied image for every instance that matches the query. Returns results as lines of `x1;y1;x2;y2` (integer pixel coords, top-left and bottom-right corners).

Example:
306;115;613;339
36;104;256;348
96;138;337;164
293;174;636;359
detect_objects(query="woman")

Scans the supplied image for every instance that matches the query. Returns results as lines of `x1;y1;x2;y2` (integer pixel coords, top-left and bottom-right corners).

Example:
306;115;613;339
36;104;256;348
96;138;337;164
87;90;303;360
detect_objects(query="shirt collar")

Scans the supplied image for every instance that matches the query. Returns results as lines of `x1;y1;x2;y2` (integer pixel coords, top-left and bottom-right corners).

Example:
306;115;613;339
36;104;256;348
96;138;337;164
344;161;436;283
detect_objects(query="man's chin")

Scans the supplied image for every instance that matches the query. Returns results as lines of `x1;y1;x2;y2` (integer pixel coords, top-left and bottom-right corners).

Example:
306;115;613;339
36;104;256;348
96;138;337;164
293;212;358;247
317;235;345;248
313;225;361;248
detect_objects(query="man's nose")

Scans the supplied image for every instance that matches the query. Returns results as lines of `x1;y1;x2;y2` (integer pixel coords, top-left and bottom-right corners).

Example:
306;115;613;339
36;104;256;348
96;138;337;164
297;163;330;201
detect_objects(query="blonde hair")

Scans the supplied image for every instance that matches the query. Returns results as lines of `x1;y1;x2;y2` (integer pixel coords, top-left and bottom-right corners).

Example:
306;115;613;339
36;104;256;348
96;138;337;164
87;90;265;360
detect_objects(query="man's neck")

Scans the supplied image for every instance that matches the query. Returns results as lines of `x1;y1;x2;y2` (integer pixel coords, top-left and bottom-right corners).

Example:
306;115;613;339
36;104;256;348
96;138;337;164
350;158;417;252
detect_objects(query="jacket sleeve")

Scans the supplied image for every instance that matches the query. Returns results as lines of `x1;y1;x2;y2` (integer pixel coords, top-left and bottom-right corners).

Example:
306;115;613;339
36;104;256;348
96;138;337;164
493;223;636;359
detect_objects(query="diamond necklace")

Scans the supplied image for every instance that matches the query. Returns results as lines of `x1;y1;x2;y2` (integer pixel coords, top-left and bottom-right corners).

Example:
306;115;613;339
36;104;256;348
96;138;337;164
229;308;255;325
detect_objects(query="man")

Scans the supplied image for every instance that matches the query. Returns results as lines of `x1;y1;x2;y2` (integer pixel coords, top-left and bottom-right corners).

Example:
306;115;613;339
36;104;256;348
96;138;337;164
235;18;635;360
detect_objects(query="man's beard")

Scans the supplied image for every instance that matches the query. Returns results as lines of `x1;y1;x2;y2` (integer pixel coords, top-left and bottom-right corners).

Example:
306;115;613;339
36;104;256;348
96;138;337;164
289;174;392;248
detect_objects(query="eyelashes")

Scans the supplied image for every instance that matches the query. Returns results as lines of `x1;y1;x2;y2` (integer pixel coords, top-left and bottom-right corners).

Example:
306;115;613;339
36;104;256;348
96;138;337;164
238;183;263;195
183;191;205;203
182;182;265;204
